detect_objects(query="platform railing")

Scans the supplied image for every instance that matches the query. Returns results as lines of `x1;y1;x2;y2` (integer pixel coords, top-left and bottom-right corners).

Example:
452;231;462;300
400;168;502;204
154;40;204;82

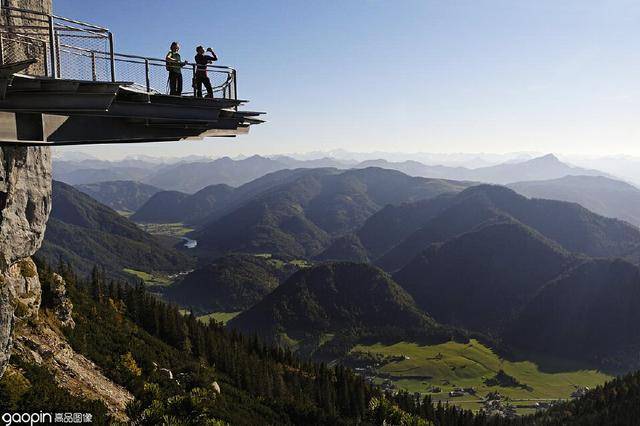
0;5;113;80
0;5;238;101
58;45;237;100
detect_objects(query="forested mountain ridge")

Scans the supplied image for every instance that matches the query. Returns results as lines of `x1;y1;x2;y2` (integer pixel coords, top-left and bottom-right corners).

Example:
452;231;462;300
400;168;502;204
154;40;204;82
2;261;508;425
36;181;194;279
535;370;640;424
376;184;640;272
393;221;578;332
390;219;640;371
505;258;640;371
508;174;640;227
131;184;234;224
194;168;470;259
228;262;454;351
162;254;292;314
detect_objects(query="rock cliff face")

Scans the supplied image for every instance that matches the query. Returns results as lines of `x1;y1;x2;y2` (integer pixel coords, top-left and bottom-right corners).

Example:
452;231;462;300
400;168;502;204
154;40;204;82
0;146;52;376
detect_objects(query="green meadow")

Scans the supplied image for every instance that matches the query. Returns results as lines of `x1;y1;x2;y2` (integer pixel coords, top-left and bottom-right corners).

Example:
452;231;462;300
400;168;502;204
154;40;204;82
352;339;610;411
136;222;194;237
123;268;172;286
197;311;241;325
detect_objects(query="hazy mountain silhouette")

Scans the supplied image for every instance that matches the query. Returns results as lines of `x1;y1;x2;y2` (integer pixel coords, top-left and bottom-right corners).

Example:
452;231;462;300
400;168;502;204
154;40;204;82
509;175;640;227
75;180;161;212
356;154;606;184
143;155;290;193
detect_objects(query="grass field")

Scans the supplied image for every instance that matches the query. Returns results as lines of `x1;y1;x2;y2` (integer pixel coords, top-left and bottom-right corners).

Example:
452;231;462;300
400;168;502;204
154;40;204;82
197;312;241;325
123;268;172;286
254;253;312;270
352;339;610;412
136;222;194;238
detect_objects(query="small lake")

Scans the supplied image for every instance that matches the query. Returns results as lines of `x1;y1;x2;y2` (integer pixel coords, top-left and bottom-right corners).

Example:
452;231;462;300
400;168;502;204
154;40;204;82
181;237;197;249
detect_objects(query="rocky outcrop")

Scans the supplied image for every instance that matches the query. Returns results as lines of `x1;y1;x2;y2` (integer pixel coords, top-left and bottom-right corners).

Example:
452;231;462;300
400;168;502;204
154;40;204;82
48;272;75;328
0;147;51;268
0;146;52;376
13;319;133;420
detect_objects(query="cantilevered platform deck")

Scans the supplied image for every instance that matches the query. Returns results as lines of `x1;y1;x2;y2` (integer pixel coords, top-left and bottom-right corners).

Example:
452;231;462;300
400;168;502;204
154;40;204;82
0;5;264;146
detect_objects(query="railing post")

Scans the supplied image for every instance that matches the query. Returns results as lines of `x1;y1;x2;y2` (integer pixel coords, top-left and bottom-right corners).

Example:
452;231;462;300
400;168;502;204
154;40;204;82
108;32;115;82
48;15;57;78
91;51;97;81
42;41;49;77
144;58;150;92
232;69;238;110
192;63;196;97
0;34;4;66
54;30;60;78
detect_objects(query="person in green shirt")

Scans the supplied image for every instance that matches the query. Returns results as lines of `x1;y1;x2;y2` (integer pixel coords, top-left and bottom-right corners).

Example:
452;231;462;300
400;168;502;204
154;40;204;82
165;42;185;95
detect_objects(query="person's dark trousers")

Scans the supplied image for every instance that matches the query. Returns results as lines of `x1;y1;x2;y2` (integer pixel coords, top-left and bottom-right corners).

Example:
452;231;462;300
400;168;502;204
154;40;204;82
168;71;183;95
194;74;214;98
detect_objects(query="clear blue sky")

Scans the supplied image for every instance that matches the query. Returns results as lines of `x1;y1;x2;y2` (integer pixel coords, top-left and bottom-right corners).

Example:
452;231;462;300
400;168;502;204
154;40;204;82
54;0;640;159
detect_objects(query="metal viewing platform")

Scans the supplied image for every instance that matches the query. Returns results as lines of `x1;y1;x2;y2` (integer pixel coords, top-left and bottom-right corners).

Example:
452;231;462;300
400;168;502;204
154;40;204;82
0;5;264;145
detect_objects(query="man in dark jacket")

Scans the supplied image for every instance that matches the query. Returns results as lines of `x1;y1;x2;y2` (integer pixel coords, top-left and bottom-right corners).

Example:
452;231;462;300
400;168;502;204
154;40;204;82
194;45;217;98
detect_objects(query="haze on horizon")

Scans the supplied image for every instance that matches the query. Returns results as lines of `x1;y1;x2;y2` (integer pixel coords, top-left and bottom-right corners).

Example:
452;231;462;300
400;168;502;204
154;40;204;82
54;0;640;160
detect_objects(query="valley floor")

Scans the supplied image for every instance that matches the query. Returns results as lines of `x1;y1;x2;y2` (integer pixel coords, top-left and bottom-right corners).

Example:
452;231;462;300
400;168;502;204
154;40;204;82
351;339;610;415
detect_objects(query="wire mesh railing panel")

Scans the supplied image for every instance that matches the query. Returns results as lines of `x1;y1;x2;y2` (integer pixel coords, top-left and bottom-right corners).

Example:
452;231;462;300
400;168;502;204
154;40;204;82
56;32;110;81
113;57;154;90
0;6;51;76
0;32;49;75
181;65;235;98
57;47;109;81
146;62;171;93
116;57;236;98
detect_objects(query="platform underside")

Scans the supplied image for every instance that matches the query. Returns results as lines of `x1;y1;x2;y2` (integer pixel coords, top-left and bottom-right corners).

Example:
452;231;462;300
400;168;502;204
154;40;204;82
0;74;264;145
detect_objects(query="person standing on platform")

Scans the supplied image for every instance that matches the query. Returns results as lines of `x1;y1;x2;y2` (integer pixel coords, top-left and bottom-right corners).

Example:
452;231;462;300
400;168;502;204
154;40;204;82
194;45;217;98
166;41;186;95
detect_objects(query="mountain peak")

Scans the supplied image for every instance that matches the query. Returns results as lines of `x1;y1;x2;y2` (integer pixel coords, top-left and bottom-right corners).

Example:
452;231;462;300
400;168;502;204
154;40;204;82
530;153;561;164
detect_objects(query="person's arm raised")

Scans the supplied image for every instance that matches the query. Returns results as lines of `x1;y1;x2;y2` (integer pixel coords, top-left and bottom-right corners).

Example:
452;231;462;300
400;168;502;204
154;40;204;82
206;48;218;61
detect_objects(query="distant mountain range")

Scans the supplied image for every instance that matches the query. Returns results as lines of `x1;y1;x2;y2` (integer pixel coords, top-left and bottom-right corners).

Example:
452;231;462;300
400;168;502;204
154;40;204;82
193;168;470;259
319;184;640;274
74;180;161;212
372;184;640;272
55;155;351;193
55;153;612;194
46;157;640;372
36;181;194;279
357;154;607;184
508;175;640;227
